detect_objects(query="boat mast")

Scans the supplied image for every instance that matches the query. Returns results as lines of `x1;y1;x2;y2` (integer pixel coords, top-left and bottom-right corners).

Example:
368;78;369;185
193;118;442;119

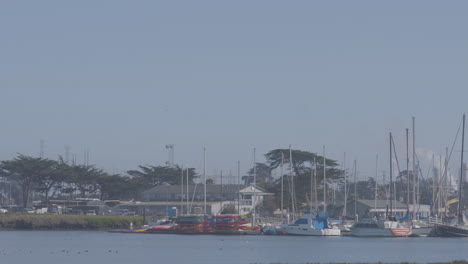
253;148;256;226
181;165;184;215
390;132;393;217
203;147;207;215
375;154;378;214
238;160;240;215
458;114;465;225
354;160;357;219
314;157;318;211
343;152;347;217
310;154;313;213
323;146;327;212
280;153;284;220
186;168;189;214
406;128;410;213
412;117;416;219
289;146;296;218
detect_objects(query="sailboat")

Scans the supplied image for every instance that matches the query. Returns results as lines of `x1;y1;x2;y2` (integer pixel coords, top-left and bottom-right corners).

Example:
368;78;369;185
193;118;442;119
281;147;341;236
351;134;411;237
431;114;468;237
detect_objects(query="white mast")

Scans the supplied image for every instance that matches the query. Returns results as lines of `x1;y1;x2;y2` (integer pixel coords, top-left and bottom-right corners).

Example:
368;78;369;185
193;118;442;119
186;168;189;214
375;155;378;213
354;160;357;218
203;147;207;215
181;165;184;215
280;152;284;220
289;146;296;218
412;117;416;218
253;148;257;226
343;152;347;217
323;146;327;212
314;157;318;211
310;154;313;213
237;160;241;215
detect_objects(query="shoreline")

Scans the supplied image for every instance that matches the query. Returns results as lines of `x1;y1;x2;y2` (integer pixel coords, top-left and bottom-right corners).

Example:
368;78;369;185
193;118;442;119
0;214;144;230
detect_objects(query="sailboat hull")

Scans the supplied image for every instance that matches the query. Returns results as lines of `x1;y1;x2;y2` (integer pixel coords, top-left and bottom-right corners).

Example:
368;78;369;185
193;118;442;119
430;225;468;237
282;226;341;236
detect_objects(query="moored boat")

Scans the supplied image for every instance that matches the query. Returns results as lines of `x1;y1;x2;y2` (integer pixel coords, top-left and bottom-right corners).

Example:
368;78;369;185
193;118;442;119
351;218;411;237
209;215;260;235
281;212;341;236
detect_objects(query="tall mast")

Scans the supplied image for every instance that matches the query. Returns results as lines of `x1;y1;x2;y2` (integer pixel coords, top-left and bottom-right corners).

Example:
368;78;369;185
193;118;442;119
375;154;378;213
253;148;257;226
343;152;347;217
354;160;357;218
390;132;393;217
237;161;240;215
323;146;327;212
280;153;284;220
412;117;416;218
289;146;296;218
181;165;184;215
186;168;189;214
458;114;465;225
203;147;207;215
314;157;318;211
310;154;313;213
406;128;410;209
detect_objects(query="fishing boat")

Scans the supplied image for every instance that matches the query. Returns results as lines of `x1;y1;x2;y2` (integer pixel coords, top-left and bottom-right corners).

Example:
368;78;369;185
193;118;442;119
281;212;341;236
351;218;412;237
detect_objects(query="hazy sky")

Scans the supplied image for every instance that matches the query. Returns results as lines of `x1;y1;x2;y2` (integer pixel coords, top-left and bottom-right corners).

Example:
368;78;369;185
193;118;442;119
1;1;467;182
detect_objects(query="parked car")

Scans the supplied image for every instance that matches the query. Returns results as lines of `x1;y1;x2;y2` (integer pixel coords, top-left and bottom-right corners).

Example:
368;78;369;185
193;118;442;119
0;208;8;213
86;210;96;215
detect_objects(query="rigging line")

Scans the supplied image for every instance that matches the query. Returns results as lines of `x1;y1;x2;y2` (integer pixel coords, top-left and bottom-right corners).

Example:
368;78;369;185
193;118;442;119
415;154;434;213
391;136;410;212
434;118;462;205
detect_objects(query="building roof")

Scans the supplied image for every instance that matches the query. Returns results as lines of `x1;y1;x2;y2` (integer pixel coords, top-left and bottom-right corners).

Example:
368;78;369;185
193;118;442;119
343;199;409;209
239;185;273;195
142;184;244;195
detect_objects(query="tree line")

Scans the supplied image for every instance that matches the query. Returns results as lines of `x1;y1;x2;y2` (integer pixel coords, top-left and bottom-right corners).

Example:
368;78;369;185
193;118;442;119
0;149;442;215
0;154;197;208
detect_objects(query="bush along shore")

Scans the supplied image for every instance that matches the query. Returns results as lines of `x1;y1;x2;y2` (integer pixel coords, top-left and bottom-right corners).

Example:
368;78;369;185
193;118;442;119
0;214;145;230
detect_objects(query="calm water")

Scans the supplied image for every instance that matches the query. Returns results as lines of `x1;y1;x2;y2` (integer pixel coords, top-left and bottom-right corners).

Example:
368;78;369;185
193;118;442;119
1;231;468;264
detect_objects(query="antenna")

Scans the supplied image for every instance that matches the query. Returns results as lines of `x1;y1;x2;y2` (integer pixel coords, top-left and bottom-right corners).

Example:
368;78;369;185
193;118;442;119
39;139;45;158
165;144;175;167
65;145;70;164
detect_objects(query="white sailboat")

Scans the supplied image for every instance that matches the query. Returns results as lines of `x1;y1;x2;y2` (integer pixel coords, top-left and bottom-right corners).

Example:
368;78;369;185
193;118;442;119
281;147;341;236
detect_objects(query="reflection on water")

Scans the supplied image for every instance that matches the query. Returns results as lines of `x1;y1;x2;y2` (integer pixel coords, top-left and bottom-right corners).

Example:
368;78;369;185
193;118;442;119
0;231;467;264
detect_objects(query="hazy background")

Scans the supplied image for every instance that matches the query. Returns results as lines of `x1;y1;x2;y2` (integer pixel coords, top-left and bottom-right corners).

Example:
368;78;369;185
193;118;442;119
1;1;467;182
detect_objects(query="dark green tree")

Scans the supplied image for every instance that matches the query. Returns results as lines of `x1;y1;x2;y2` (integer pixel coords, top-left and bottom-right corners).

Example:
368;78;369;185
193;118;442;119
264;149;343;213
0;155;56;208
127;165;197;188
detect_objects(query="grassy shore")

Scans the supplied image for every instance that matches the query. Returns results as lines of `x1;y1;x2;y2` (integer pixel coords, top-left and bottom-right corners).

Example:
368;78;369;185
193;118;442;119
0;214;145;230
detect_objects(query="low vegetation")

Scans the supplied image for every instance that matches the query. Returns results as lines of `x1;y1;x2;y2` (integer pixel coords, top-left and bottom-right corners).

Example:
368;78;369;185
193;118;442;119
0;214;144;230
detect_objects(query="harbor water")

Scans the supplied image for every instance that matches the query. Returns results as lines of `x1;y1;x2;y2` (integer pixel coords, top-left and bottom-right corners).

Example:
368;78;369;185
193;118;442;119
1;231;468;264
